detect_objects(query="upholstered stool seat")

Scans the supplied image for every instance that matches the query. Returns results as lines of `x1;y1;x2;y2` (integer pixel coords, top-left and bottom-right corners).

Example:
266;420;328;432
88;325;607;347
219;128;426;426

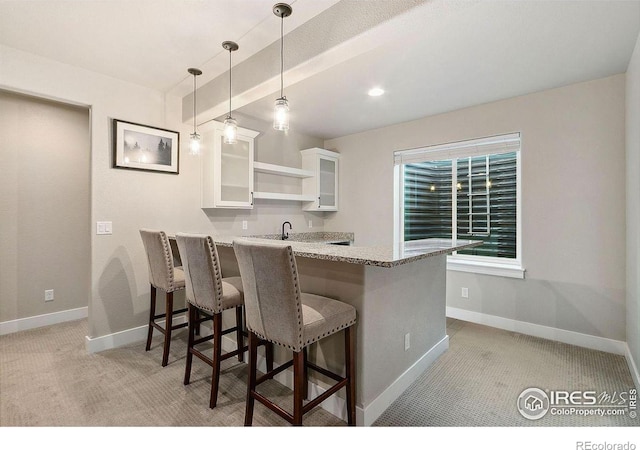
139;229;188;367
176;233;273;409
172;268;186;285
300;293;356;348
221;277;243;303
233;239;357;426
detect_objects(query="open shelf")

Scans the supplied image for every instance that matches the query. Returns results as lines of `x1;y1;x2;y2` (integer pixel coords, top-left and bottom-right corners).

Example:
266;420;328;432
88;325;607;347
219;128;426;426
254;161;314;178
222;152;249;160
253;191;316;202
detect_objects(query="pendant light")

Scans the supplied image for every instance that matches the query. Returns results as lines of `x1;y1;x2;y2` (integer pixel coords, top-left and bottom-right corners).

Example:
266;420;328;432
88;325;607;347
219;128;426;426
222;41;239;144
273;3;292;131
188;67;203;155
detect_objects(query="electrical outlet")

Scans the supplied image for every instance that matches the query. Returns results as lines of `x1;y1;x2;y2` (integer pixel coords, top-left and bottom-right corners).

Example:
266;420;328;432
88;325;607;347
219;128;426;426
308;220;313;228
404;333;410;351
461;287;469;298
44;289;54;302
242;220;248;230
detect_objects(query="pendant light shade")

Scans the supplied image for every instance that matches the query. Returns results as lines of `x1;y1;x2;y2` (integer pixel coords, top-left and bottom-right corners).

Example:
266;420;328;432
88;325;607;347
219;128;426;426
273;3;292;131
223;116;238;143
273;97;289;131
222;41;239;144
189;134;201;155
188;67;202;155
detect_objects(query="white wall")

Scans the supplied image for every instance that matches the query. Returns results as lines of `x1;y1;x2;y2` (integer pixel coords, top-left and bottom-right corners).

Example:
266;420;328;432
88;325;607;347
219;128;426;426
626;33;640;379
325;74;627;341
0;45;323;340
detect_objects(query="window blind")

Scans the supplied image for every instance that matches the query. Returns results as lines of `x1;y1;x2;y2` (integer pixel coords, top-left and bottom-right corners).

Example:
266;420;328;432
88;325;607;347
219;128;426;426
394;132;520;165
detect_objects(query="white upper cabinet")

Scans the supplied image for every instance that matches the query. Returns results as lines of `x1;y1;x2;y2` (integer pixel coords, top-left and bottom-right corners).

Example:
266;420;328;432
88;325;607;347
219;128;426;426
300;148;340;211
201;121;259;209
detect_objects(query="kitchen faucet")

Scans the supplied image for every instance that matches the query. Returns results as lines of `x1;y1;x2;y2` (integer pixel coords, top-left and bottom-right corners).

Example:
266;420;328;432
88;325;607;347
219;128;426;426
282;221;292;240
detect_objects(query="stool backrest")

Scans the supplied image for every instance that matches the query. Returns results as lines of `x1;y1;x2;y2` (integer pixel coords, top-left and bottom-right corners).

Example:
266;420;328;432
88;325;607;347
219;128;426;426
175;233;224;314
233;240;303;351
139;229;179;292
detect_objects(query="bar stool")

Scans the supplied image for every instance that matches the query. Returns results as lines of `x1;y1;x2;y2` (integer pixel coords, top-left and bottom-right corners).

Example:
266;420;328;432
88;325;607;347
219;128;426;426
139;229;188;367
233;239;357;426
176;233;273;409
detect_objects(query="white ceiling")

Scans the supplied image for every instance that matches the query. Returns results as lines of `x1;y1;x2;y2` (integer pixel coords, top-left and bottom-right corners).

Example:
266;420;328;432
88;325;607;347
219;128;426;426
1;0;639;140
235;0;640;138
0;0;340;93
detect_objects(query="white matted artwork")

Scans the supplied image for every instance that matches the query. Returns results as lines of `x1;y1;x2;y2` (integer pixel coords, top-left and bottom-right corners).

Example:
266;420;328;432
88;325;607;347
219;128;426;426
112;119;179;174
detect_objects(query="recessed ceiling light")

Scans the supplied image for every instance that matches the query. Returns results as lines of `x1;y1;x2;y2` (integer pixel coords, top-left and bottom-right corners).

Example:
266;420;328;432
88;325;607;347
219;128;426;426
368;87;385;97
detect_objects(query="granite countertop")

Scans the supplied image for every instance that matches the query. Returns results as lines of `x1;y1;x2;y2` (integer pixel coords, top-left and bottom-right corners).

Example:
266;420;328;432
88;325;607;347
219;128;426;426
212;232;482;268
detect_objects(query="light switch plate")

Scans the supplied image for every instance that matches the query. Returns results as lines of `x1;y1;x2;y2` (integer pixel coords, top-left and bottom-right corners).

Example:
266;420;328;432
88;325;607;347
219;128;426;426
97;221;112;235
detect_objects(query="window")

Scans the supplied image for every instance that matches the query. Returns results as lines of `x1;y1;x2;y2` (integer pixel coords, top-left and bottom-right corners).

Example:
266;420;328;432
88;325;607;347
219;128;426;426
394;133;524;278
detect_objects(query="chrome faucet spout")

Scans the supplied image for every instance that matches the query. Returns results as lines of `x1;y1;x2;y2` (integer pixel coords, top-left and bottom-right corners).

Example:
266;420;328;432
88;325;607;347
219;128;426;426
282;221;292;240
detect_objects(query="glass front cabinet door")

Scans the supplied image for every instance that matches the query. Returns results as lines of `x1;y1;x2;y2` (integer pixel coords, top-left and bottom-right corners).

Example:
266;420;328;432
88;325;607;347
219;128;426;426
201;121;259;209
301;148;339;211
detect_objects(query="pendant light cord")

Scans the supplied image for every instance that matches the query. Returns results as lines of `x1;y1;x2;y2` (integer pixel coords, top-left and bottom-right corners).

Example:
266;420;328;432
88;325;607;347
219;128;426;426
193;73;197;134
229;49;232;117
280;14;284;98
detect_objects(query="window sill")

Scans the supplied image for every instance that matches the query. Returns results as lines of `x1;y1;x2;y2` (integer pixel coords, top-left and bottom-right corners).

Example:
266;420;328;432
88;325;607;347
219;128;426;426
446;257;525;279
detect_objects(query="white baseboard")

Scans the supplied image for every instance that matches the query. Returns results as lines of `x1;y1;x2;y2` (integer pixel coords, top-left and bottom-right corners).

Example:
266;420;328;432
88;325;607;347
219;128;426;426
0;307;88;336
85;315;187;354
358;335;449;426
446;307;627;355
624;344;640;391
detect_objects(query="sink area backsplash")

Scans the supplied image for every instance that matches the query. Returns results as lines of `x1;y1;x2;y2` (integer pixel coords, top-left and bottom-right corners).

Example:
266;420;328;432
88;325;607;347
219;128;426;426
248;231;354;244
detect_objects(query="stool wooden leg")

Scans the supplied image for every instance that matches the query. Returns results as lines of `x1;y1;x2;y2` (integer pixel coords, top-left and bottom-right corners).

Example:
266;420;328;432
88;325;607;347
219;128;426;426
194;309;201;336
162;291;173;367
210;313;222;409
244;332;258;426
184;304;195;385
293;350;305;426
345;326;356;426
303;347;309;400
235;306;244;362
145;285;156;351
266;342;274;373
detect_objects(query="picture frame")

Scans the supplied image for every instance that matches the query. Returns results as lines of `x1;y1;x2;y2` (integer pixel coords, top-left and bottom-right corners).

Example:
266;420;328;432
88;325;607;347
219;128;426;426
112;119;180;174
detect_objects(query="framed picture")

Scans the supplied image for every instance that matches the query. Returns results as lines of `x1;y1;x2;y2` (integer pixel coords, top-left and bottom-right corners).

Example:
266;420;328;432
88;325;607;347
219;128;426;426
112;119;180;174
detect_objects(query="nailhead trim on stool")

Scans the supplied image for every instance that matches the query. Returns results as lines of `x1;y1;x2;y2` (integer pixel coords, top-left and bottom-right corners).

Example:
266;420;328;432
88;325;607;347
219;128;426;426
233;239;357;426
176;233;274;409
139;229;188;367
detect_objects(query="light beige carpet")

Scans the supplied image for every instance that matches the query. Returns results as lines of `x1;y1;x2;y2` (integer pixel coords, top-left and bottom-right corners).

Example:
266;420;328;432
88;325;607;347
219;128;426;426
1;318;637;427
374;318;638;427
0;319;343;427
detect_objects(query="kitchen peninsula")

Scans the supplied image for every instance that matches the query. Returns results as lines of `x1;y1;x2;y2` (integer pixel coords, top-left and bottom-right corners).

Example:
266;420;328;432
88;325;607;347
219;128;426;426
209;232;481;426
